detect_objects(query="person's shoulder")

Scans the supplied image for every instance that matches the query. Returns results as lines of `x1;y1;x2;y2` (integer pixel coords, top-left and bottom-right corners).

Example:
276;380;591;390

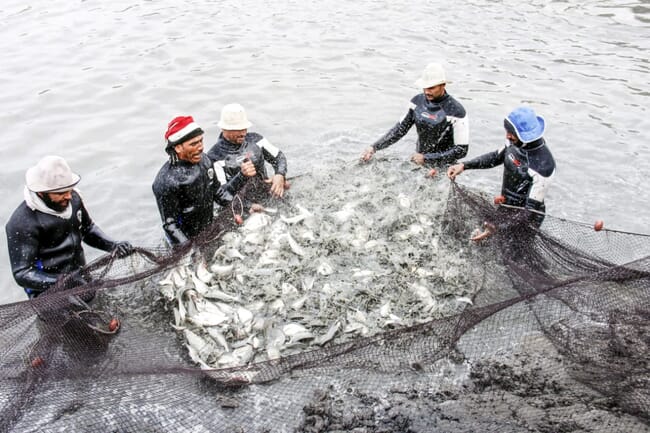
6;201;31;227
69;190;85;208
209;135;227;149
207;137;231;160
153;160;172;177
70;189;83;201
243;132;264;146
532;139;555;162
410;93;425;105
206;144;219;160
152;161;178;191
441;93;466;117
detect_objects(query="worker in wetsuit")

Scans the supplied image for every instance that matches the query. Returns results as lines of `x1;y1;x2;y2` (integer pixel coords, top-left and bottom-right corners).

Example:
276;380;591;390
152;115;257;246
447;106;556;238
5;156;134;299
361;62;469;167
207;103;288;203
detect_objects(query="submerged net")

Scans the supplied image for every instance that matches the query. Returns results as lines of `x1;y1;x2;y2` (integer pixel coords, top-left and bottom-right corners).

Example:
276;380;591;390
1;158;648;433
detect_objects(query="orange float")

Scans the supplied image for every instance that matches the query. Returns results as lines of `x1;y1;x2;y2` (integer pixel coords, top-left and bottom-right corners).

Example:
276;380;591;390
594;220;604;231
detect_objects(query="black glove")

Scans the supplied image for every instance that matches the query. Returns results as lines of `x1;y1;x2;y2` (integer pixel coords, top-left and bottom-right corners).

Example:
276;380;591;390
112;241;134;258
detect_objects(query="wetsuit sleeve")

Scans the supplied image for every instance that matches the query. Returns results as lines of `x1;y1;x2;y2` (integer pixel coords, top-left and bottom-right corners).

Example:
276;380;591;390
372;104;416;151
153;183;189;245
214;172;247;207
258;137;287;177
423;144;468;165
6;219;58;291
462;145;506;170
423;114;470;164
82;224;117;252
78;202;117;252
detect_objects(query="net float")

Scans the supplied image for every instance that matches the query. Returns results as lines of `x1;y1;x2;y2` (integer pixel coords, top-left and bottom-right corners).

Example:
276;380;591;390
427;168;437;178
234;215;243;225
494;195;506;205
108;318;120;332
594;220;604;231
31;356;44;368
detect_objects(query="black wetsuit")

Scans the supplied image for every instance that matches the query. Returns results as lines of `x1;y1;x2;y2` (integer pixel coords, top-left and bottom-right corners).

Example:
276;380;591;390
463;138;555;224
5;191;116;297
207;132;288;184
372;92;469;165
152;153;246;245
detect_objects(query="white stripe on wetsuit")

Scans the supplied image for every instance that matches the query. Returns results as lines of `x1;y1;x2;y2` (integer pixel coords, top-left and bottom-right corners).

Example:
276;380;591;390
257;138;280;158
448;114;469;145
527;168;554;203
213;160;227;185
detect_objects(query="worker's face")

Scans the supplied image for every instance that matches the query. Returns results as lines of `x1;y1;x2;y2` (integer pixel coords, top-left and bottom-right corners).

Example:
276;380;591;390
505;130;521;146
222;129;247;145
39;190;72;212
174;135;204;164
423;83;445;101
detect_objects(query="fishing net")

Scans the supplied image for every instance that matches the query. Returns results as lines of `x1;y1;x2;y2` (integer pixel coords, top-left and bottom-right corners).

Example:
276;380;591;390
1;158;648;433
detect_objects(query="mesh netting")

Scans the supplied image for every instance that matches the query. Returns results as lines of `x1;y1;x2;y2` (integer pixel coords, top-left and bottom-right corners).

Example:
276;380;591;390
1;159;648;433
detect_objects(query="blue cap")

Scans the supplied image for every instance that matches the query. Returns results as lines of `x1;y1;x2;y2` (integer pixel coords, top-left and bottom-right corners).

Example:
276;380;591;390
505;107;545;143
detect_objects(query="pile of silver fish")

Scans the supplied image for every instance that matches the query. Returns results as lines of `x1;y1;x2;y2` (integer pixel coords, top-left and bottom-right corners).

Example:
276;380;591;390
157;158;482;371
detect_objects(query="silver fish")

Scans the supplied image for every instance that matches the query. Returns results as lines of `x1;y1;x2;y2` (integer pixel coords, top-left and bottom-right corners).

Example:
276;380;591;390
314;321;341;346
282;323;314;344
184;329;218;361
209;263;235;277
206;327;230;352
265;325;286;360
195;261;213;284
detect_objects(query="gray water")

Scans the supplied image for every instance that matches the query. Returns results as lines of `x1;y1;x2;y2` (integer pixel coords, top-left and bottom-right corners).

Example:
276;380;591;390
1;0;649;304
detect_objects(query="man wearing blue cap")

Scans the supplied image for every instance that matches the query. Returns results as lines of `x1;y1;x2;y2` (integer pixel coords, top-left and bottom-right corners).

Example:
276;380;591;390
447;106;555;236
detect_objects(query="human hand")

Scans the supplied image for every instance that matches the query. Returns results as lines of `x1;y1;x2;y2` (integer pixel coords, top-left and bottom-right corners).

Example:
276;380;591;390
250;203;265;213
112;241;134;258
470;222;496;242
410;153;425;166
447;163;465;180
267;174;285;198
240;160;257;177
360;147;375;162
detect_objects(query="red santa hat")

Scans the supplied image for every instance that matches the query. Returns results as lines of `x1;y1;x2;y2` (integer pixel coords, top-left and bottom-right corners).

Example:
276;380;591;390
165;116;204;148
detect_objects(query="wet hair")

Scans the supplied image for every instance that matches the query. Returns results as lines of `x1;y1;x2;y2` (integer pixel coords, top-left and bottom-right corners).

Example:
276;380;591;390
166;147;180;165
165;127;204;165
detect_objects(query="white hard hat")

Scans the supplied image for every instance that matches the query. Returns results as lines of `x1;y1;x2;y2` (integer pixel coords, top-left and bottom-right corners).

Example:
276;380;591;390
25;155;81;193
217;103;252;130
414;63;447;89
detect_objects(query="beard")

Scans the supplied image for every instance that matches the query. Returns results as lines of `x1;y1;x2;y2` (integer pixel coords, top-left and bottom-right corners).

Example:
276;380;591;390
38;193;69;212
